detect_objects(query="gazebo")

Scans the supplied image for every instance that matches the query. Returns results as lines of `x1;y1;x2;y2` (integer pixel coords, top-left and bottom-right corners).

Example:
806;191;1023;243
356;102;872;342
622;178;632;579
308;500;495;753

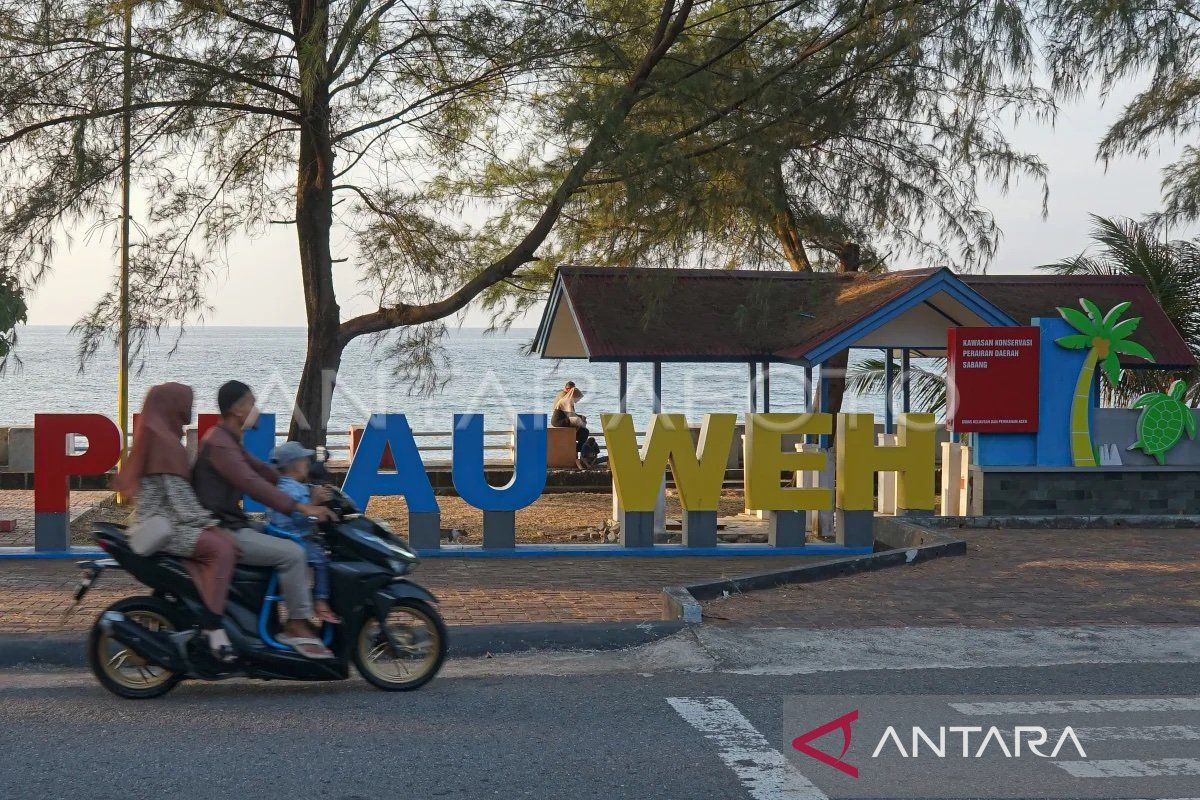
533;265;1191;429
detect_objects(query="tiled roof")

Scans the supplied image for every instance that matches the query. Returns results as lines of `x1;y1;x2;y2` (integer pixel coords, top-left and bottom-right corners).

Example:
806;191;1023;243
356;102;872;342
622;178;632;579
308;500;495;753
540;266;1194;368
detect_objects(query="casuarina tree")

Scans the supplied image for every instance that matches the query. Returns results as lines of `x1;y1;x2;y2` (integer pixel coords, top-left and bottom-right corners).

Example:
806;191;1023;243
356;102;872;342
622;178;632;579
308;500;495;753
1;0;1045;443
0;270;27;373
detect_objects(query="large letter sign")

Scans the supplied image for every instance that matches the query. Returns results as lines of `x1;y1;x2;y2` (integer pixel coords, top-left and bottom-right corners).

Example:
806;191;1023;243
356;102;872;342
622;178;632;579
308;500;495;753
744;413;833;511
835;413;935;548
241;413;275;513
452;414;547;549
452;414;547;511
34;413;121;550
836;413;936;511
744;413;833;547
342;413;441;549
603;413;735;546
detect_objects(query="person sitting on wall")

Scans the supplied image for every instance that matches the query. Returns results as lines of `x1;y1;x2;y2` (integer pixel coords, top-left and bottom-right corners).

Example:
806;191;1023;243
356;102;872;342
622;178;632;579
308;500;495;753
191;380;337;660
551;381;589;453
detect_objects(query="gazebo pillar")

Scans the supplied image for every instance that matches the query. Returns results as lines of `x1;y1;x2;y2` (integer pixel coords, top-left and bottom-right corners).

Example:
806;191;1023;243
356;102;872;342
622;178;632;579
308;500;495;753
762;361;771;412
804;365;813;413
901;348;911;413
747;362;757;412
618;361;628;413
884;348;895;434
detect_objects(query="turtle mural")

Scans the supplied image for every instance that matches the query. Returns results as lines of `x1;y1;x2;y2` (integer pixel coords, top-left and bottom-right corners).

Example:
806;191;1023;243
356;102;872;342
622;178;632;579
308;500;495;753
1129;379;1197;465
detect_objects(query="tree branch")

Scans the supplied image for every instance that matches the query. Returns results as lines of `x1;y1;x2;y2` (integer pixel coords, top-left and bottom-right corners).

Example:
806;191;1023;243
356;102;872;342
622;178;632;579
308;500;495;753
1;100;301;144
338;0;695;342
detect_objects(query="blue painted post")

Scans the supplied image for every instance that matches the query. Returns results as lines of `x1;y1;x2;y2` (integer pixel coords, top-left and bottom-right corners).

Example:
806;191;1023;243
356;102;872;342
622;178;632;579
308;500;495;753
884;348;895;434
818;363;831;450
651;361;665;537
762;361;771;412
619;361;628;413
805;365;813;413
748;361;757;412
652;362;662;413
901;348;911;413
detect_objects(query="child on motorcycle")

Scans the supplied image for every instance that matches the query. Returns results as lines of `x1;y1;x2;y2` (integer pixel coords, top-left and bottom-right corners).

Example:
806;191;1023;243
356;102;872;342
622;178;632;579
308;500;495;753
266;441;340;625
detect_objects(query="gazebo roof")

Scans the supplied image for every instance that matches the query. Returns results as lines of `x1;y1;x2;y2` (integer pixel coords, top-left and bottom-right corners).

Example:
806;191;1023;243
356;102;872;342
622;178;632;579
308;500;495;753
533;266;1195;368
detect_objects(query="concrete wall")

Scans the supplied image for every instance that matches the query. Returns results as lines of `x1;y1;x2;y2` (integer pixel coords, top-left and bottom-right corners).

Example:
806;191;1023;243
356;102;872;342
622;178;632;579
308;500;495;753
972;466;1200;515
1094;408;1200;467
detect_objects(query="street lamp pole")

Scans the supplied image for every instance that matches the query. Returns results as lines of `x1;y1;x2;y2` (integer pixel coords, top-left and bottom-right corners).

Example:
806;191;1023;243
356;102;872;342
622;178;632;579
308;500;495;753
118;1;133;465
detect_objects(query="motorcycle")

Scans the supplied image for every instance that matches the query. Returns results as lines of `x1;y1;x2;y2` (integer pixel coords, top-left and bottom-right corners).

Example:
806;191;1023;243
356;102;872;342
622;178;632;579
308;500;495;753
74;477;446;699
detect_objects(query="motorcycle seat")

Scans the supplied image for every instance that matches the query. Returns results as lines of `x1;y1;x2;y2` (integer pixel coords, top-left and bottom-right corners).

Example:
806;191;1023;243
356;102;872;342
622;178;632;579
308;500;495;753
94;524;277;583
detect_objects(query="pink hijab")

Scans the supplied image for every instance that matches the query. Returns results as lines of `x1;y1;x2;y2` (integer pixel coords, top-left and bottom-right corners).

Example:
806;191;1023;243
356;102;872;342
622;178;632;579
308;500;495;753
112;382;194;498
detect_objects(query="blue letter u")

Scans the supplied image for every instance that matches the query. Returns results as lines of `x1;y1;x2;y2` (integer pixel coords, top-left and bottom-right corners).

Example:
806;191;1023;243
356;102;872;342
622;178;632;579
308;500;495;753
451;414;547;511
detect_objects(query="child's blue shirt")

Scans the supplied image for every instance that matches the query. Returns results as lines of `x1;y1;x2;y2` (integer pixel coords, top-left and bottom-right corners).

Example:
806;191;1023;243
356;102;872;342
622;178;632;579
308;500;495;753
269;476;312;536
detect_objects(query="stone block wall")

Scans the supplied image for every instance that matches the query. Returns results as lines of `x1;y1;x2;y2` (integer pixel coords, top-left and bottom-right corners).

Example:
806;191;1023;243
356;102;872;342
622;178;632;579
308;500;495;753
972;467;1200;515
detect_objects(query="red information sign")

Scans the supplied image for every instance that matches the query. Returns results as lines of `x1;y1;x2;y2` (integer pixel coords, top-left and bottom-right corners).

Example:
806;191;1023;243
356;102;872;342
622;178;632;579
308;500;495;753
947;327;1040;432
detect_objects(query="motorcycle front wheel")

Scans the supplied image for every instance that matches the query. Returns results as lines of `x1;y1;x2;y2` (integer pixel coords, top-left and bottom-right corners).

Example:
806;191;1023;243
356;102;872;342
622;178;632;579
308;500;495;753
353;599;446;691
87;596;184;699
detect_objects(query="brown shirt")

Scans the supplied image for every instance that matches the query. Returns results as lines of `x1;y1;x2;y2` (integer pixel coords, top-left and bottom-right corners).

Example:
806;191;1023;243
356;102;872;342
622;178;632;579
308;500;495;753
192;422;297;528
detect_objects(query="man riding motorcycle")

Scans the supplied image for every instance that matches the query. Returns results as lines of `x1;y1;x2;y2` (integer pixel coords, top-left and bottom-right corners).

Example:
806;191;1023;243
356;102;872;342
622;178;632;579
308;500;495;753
192;380;336;659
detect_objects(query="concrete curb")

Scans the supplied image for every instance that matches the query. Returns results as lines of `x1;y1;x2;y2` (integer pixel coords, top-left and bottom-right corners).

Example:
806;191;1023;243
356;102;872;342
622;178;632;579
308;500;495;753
661;516;966;621
0;620;686;669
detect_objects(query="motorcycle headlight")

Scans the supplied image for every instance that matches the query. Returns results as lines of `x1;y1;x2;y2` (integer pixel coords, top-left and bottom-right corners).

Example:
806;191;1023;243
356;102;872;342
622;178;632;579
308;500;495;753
388;558;407;574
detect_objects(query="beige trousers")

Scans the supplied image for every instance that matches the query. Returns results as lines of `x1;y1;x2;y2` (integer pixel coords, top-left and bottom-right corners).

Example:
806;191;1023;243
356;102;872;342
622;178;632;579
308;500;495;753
231;528;313;620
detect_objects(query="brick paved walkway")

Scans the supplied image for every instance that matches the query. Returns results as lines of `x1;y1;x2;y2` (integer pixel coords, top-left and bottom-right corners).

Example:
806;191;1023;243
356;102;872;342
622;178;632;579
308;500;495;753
0;555;824;632
0;490;113;548
703;528;1200;627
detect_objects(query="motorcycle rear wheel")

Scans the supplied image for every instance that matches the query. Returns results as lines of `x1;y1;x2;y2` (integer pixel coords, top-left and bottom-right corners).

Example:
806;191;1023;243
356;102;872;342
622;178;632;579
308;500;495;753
353;599;446;691
88;596;184;699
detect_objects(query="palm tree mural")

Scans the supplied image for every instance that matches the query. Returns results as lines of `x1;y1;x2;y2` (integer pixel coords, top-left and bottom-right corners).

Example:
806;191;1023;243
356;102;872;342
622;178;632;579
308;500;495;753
1040;215;1200;404
1055;299;1155;466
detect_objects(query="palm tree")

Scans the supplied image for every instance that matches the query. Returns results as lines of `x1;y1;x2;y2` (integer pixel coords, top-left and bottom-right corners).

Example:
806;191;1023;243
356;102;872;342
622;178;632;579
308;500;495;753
1054;300;1154;466
846;356;948;416
1039;215;1200;404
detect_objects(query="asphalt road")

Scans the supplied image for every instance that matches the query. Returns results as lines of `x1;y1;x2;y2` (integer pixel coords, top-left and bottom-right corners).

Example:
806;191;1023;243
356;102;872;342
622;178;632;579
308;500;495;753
2;654;1198;800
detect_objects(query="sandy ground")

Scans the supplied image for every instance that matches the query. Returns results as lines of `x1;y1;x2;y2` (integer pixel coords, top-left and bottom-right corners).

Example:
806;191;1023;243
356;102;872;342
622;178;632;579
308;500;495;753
71;489;753;545
367;489;751;543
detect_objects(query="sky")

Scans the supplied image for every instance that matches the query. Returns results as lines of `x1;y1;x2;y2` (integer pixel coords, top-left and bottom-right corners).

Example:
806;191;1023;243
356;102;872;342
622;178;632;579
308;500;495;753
23;82;1195;330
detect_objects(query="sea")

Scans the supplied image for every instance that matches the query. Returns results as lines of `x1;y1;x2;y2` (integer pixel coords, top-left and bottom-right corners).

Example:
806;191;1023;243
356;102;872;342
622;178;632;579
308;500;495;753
0;326;888;452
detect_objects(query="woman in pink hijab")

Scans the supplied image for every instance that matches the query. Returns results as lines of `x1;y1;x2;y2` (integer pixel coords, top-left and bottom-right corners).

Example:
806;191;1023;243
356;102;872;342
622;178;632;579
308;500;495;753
113;382;238;663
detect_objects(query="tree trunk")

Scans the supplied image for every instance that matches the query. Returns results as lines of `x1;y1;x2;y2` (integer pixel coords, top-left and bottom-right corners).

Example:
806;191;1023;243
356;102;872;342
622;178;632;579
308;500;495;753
769;158;811;272
823;242;862;427
289;0;341;447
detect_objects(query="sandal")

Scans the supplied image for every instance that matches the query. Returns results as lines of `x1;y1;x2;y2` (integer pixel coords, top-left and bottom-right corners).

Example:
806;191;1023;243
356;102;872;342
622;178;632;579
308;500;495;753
278;635;335;660
314;607;342;625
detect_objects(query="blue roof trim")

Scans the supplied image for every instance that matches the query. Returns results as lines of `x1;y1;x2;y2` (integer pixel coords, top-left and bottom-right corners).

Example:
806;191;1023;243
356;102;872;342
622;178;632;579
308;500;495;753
804;268;1018;364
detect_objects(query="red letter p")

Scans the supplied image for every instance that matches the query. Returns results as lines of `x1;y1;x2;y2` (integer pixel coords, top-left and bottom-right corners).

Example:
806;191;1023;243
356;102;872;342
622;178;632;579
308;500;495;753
33;414;120;551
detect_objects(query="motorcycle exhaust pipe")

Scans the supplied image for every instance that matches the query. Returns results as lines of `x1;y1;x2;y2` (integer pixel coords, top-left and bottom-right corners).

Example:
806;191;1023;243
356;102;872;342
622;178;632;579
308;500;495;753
99;611;190;673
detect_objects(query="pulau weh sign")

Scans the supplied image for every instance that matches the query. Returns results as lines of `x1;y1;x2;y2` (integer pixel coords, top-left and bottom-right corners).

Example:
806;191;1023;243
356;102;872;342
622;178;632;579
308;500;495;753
30;410;936;552
24;297;1198;553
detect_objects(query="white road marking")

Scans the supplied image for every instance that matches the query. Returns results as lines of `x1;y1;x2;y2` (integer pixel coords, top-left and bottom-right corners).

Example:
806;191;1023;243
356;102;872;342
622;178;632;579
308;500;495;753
951;698;1200;715
667;696;828;800
1054;758;1200;778
1047;725;1200;741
